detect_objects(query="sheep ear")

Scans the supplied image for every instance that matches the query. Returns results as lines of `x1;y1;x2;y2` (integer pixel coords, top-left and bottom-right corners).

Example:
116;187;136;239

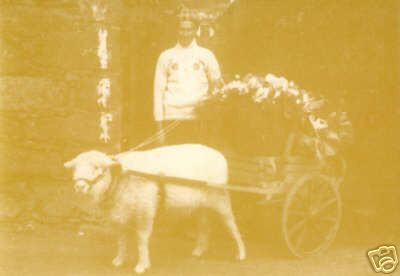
64;158;77;169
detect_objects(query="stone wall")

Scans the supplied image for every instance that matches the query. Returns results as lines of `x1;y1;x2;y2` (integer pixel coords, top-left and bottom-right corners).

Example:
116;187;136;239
0;0;125;219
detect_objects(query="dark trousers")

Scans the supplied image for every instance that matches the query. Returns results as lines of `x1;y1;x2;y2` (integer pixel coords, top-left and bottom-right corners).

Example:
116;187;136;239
161;120;207;146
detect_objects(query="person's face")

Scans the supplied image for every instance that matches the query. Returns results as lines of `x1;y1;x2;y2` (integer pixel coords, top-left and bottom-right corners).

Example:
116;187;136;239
178;21;196;47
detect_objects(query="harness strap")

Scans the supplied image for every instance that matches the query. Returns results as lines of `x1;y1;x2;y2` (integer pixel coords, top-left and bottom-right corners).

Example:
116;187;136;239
75;172;104;186
99;166;121;210
154;174;166;220
131;120;181;150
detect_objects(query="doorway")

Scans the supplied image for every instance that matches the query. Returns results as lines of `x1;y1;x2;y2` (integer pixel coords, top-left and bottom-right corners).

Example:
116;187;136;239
121;5;176;150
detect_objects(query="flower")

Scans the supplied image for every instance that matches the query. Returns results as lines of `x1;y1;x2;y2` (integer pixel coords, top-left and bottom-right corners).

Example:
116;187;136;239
287;87;300;96
224;80;248;95
247;76;262;89
265;73;278;84
278;77;289;91
253;87;271;102
273;90;281;98
308;115;328;130
327;131;339;140
302;91;311;103
201;72;352;159
304;98;325;113
265;73;289;91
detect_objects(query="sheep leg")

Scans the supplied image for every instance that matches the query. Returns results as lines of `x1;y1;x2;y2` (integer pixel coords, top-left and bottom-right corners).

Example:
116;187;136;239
134;214;154;274
217;201;246;261
112;230;127;267
109;205;130;268
192;211;210;257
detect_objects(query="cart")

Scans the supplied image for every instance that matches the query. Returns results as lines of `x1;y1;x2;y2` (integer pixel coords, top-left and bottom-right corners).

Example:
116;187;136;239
226;132;344;257
127;131;344;258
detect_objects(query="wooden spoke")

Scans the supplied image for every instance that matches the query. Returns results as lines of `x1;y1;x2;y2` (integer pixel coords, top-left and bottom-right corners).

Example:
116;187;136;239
287;210;308;217
318;216;338;223
311;198;338;216
282;173;342;257
288;218;308;236
294;224;308;250
303;222;324;250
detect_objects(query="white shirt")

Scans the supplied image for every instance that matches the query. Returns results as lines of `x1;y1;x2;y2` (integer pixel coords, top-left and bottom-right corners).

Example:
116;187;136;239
153;40;221;121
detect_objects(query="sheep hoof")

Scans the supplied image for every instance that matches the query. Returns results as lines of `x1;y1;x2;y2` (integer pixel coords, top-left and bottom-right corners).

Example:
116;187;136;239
236;252;246;261
134;263;149;274
112;256;124;267
192;247;204;257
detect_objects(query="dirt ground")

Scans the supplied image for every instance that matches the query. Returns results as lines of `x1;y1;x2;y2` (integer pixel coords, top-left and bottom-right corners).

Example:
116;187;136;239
0;219;389;276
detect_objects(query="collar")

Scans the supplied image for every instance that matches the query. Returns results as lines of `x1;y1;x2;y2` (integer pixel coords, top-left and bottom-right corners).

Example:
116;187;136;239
176;39;197;50
98;167;121;210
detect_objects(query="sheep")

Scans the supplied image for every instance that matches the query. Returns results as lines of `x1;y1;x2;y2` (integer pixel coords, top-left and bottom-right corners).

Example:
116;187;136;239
64;144;246;274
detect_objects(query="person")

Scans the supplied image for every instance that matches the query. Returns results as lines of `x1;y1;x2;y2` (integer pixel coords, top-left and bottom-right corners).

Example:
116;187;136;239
153;19;222;145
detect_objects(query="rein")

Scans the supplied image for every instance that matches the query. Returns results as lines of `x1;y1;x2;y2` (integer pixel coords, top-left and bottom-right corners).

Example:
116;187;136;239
130;120;181;150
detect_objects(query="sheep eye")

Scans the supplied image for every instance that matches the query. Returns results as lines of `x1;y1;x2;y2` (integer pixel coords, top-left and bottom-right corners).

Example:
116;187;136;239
94;167;103;175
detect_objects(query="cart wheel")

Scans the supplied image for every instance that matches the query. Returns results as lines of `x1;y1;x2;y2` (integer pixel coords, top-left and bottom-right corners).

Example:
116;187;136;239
282;173;342;257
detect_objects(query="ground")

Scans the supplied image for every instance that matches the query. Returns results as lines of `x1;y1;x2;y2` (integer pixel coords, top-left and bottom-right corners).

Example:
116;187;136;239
0;219;385;276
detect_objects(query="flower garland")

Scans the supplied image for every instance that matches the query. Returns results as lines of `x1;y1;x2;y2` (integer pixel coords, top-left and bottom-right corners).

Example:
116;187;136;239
199;73;353;159
87;0;113;143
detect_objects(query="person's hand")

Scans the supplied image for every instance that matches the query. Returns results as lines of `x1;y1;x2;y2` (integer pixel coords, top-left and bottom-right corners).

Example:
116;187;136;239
200;94;210;102
157;122;165;145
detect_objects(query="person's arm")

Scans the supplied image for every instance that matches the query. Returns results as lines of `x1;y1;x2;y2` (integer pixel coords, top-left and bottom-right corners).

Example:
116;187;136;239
205;50;222;94
153;53;168;122
157;121;165;145
154;53;168;144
